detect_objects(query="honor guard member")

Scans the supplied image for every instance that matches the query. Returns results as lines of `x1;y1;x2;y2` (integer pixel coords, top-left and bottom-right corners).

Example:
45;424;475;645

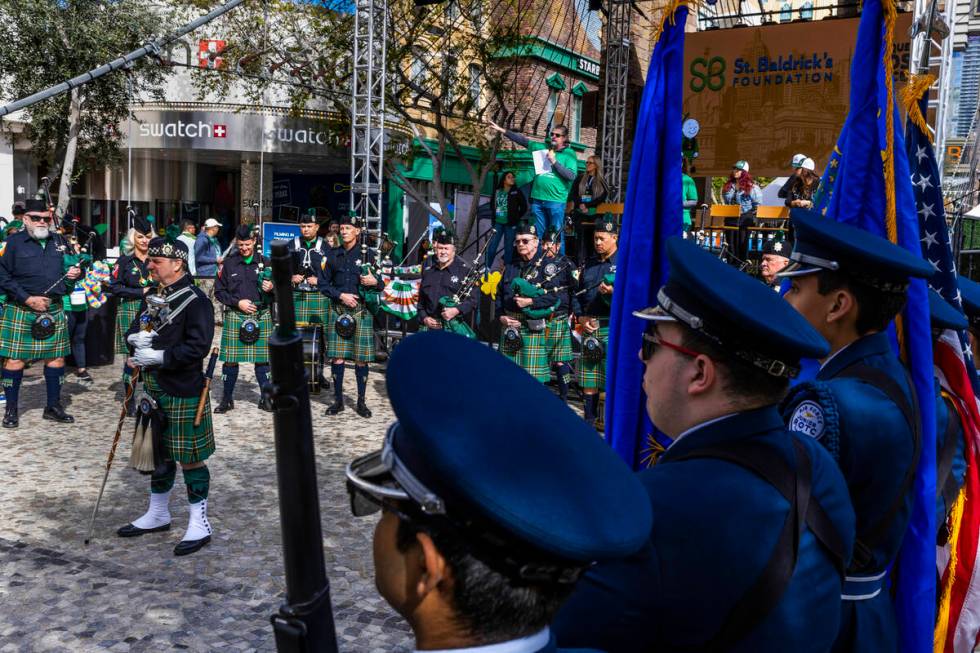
497;224;567;385
289;210;329;325
572;219;617;426
346;331;650;653
540;226;576;402
778;209;933;652
111;215;155;397
320;215;378;418
554;237;855;653
0;198;82;427
118;234;217;556
213;224;274;413
929;290;971;552
417;228;478;334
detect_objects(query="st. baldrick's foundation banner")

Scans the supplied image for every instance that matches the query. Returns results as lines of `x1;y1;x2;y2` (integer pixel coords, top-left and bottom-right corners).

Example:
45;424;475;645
682;14;912;177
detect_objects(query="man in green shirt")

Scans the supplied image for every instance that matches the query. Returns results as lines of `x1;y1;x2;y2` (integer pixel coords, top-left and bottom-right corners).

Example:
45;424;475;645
488;120;578;255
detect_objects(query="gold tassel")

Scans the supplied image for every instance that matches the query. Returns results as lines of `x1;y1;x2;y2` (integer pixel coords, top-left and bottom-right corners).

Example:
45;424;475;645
641;432;667;467
651;0;698;48
902;73;937;144
130;417;156;473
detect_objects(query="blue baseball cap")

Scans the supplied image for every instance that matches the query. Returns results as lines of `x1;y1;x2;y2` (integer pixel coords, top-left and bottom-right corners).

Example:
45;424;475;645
346;331;652;580
779;209;933;290
634;237;829;378
928;289;968;331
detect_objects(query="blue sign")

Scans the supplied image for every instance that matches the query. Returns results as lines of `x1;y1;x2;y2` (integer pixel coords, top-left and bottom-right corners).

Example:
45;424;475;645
262;221;302;257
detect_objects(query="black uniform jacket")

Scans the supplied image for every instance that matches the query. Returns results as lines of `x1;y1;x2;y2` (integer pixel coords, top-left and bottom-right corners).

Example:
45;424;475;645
0;231;71;304
417;256;478;321
215;252;270;307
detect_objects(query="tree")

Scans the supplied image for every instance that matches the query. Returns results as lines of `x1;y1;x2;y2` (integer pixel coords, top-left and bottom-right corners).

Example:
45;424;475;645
0;0;173;215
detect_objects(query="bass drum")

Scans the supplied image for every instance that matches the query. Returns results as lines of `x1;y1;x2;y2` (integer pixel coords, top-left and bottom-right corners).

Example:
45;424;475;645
299;324;326;395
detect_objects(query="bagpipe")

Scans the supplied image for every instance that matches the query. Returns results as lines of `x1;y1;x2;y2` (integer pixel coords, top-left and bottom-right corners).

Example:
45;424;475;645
129;290;173;476
240;259;274;345
437;227;497;339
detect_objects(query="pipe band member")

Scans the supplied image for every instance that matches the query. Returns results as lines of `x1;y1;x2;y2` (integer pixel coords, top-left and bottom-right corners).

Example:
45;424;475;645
117;233;217;557
417;228;478;337
289;209;329;326
0;198;80;428
541;226;576;403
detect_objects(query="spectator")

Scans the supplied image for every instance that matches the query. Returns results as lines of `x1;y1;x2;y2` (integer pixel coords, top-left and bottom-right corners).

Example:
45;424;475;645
194;218;224;324
485;170;528;270
177;218;198;276
784;157;819;209
682;158;698;232
777;153;808;201
570;155;609;215
488;119;578;254
721;160;761;263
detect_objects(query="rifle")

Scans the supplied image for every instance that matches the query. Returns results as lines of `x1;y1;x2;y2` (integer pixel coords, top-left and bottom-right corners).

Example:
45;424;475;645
266;240;339;652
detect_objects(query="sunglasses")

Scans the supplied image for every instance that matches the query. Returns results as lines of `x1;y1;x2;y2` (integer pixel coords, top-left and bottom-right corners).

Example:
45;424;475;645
515;238;535;245
641;332;702;362
551;132;566;138
26;214;53;223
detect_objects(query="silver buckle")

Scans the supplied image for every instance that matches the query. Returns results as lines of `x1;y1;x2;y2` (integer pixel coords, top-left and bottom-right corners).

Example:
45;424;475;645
766;359;787;377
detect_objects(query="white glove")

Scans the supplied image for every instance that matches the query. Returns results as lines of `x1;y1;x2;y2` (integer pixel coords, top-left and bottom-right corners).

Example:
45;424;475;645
127;330;157;349
133;347;165;368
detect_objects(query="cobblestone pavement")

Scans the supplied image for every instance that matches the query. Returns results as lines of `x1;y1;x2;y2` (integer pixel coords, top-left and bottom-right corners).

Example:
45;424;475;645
0;349;414;652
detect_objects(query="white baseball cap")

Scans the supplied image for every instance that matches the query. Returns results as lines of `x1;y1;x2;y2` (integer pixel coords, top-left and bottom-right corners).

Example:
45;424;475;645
800;157;816;172
791;153;807;168
203;218;223;228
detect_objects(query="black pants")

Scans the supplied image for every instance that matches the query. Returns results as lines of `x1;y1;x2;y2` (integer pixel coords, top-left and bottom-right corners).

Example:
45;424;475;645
67;310;88;369
726;216;755;264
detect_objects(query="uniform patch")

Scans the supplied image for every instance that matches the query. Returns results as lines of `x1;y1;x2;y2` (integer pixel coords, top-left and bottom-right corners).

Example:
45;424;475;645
790;401;825;439
451;275;459;284
544;263;558;277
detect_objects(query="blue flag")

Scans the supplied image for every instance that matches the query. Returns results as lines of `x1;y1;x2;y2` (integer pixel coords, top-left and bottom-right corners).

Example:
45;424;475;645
813;0;936;649
605;7;686;468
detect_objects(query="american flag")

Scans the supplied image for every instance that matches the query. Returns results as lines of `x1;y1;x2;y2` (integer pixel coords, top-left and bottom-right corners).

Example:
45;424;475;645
912;94;980;653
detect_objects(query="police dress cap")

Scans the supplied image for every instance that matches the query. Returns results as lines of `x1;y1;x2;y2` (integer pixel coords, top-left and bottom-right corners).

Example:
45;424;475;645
958;275;980;322
634;237;829;378
761;237;789;257
516;223;538;237
235;223;257;241
148;236;189;261
432;227;455;245
928;289;968;331
11;205;25;216
347;331;652;576
23;198;47;213
778;208;933;290
542;225;562;244
133;215;153;236
595;219;619;235
298;211;319;225
338;214;361;227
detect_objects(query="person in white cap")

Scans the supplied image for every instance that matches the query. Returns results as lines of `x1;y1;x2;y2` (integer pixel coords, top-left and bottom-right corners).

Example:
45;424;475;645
194;218;225;323
783;157;819;210
777;153;809;201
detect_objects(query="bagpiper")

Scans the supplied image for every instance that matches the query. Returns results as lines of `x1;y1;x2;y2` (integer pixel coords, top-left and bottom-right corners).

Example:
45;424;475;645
117;234;217;557
213;224;274;413
0;198;81;427
416;228;478;336
572;219;617;427
110;215;155;402
289;210;329;326
320;215;378;418
540;226;577;403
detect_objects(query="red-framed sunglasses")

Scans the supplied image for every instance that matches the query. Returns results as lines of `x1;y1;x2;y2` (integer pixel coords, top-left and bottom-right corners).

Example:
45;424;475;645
641;332;703;362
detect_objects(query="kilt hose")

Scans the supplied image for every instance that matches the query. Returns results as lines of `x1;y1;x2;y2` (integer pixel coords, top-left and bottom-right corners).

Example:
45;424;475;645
0;303;71;360
294;290;330;326
576;325;609;390
115;297;142;355
142;372;215;464
220;307;272;363
328;302;375;363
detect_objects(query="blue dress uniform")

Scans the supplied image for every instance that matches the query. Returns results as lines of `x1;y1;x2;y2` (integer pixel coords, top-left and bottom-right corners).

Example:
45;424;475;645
0;198;77;427
319;215;378;418
118;236;217;557
288;213;330;326
554;237;855;653
416;232;478;337
345;331;648;653
213;223;273;414
778;210;934;653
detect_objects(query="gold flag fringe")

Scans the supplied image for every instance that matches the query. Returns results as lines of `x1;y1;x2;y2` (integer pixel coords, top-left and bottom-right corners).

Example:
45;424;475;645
902;73;937;145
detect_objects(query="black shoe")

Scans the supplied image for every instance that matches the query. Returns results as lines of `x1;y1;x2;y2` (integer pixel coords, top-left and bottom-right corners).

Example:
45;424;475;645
43;404;74;423
173;535;211;556
75;371;94;387
355;399;372;419
257;397;273;412
325;399;344;415
116;522;171;538
2;406;18;428
213;399;235;414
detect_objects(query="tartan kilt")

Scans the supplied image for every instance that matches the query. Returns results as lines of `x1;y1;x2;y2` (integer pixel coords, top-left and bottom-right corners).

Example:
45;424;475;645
115;297;142;354
576;325;609;390
220;307;272;363
546;315;574;364
328;302;375;363
294;290;330;326
142;372;215;464
500;321;551;382
0;303;70;360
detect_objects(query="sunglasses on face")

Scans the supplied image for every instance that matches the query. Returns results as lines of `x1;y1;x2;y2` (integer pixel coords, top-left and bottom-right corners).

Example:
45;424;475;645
26;214;53;223
551;132;566;138
640;331;702;362
515;238;535;245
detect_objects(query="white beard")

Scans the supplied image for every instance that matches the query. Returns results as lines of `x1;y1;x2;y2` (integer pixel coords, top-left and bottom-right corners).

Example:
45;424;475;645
30;226;50;240
436;252;451;264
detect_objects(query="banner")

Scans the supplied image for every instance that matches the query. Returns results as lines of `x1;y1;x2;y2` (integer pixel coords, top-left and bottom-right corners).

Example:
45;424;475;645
682;14;912;177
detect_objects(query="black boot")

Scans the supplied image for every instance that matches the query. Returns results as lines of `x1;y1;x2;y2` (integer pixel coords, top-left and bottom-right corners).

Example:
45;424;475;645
257;396;273;412
325;399;345;415
43;403;74;423
355;398;372;418
213;398;235;414
2;405;18;428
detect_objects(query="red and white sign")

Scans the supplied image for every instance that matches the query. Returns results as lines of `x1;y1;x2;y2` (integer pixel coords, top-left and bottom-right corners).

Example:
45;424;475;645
214;124;227;138
198;39;227;69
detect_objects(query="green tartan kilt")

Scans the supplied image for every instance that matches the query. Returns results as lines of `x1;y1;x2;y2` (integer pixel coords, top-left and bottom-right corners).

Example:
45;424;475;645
220;307;272;363
546;316;573;364
576;325;609;390
327;302;375;363
0;303;71;360
500;320;551;382
142;372;215;464
294;290;330;326
115;297;142;354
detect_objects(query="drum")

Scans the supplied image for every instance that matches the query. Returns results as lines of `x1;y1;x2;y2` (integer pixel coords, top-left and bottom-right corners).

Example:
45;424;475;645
299;324;326;395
